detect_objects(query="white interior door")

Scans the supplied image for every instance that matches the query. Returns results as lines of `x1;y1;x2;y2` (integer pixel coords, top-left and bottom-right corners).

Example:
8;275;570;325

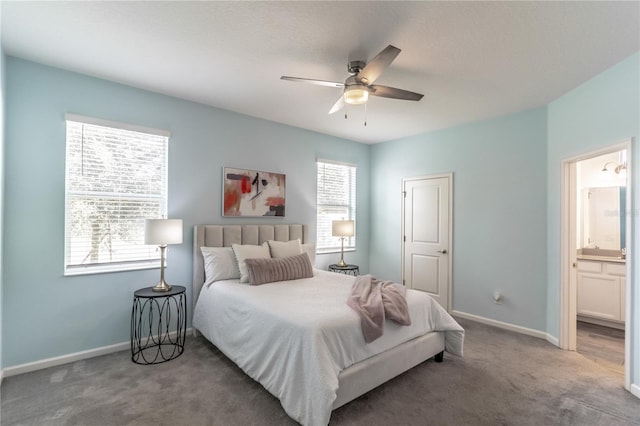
402;175;451;310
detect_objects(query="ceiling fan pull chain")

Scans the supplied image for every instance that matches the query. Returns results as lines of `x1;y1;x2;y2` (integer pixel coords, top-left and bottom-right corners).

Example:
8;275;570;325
364;102;367;126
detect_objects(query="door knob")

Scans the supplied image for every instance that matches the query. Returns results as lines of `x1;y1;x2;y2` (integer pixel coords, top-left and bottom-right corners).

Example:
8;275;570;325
437;249;447;254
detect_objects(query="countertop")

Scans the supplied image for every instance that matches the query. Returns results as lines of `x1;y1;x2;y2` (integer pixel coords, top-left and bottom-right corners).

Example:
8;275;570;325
577;255;625;263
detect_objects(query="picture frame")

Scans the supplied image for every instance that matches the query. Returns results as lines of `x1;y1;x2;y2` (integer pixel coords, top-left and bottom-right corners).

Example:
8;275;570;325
222;167;286;217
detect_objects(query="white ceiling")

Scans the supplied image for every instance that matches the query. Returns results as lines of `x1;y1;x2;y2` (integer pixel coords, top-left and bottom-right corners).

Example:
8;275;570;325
2;1;639;144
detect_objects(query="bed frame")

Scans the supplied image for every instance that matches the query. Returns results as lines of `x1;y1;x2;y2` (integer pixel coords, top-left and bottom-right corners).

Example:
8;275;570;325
192;224;445;411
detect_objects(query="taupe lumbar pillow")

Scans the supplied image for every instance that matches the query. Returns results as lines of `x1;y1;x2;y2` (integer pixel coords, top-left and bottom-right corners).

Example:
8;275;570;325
244;253;313;285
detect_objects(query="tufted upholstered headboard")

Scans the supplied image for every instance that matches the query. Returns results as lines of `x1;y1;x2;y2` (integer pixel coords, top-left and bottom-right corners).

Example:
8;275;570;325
192;224;308;310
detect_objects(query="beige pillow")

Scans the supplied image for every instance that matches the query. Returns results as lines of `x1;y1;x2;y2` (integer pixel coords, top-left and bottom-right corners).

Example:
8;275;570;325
268;239;302;258
245;253;313;285
232;242;271;283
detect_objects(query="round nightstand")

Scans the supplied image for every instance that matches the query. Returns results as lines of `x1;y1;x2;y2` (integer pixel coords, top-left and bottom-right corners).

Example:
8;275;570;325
131;285;187;365
328;264;360;276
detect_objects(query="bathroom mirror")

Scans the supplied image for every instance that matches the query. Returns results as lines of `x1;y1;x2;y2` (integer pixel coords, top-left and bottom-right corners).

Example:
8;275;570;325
581;186;626;251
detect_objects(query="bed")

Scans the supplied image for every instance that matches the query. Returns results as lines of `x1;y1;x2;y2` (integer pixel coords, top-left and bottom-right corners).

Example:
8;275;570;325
192;224;464;426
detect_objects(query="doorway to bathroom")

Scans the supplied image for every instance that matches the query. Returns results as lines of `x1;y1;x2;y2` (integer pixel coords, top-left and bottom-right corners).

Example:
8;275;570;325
560;140;632;387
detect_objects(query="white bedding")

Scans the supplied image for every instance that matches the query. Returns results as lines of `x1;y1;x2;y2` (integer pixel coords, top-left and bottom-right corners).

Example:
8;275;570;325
193;269;464;426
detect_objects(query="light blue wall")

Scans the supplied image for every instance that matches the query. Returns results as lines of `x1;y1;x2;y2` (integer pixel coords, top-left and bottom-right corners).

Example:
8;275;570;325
547;52;639;388
0;47;5;377
370;108;548;331
2;57;370;367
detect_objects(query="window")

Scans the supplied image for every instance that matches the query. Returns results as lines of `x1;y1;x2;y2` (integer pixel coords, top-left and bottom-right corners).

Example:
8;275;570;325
316;159;356;252
64;114;170;275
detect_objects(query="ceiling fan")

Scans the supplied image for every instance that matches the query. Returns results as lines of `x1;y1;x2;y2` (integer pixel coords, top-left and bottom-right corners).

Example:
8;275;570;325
281;45;424;115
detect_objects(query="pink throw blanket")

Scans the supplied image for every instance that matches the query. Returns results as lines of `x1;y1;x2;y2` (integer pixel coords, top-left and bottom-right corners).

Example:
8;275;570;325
347;274;411;343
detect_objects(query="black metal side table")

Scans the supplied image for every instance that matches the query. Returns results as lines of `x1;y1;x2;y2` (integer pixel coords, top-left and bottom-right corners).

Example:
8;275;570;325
131;285;186;365
329;264;360;276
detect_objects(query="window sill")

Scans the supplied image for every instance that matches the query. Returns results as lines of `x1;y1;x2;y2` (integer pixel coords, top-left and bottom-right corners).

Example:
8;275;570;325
64;260;161;276
317;248;356;255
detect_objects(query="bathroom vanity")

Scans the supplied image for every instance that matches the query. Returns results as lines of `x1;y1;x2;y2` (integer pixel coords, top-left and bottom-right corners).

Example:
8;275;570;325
576;256;625;329
577;184;626;330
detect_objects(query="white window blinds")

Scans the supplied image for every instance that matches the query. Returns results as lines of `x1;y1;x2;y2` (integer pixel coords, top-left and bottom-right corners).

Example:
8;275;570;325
64;116;169;274
316;159;356;251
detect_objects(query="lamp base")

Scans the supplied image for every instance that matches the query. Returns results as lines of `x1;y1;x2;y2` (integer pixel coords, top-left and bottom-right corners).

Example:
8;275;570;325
152;245;172;292
152;280;172;292
337;236;348;267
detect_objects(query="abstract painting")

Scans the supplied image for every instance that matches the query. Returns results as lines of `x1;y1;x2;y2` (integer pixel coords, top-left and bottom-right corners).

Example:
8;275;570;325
223;167;286;217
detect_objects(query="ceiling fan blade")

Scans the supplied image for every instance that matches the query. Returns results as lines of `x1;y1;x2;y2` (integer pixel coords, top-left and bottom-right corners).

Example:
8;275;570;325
370;85;423;101
358;45;401;84
328;95;345;114
281;76;344;88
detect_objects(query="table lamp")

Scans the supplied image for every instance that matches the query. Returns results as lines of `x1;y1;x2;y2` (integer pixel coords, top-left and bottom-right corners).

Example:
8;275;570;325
332;219;354;267
145;218;183;292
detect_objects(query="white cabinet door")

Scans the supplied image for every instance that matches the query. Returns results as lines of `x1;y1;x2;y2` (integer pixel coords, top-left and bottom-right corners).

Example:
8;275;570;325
577;272;622;320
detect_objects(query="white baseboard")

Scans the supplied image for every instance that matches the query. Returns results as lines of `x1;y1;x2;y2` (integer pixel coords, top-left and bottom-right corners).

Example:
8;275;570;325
3;341;130;378
630;383;640;399
3;328;192;378
452;310;548;341
545;333;560;347
577;315;625;330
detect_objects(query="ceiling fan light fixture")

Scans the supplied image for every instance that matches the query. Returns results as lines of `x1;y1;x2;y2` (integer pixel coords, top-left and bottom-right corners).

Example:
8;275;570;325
343;86;369;105
281;45;423;115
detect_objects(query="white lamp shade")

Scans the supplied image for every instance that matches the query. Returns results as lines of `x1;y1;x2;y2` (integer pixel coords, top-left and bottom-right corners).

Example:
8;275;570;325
332;220;355;237
145;219;183;245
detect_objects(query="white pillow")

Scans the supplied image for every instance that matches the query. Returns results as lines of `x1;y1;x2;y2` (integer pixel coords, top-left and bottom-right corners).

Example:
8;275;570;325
232;242;271;283
201;247;241;286
268;239;302;258
301;243;316;267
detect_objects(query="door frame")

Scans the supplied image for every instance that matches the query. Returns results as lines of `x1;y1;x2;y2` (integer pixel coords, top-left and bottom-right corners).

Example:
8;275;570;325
559;138;633;391
401;172;453;312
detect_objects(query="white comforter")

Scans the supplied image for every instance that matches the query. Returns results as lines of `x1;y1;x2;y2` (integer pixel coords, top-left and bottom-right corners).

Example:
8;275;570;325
193;270;464;426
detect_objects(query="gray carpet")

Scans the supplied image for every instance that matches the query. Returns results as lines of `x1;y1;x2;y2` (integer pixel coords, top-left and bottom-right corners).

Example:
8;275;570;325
2;318;639;425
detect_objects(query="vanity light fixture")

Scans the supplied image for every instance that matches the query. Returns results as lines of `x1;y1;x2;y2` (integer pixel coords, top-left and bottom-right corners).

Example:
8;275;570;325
601;161;627;174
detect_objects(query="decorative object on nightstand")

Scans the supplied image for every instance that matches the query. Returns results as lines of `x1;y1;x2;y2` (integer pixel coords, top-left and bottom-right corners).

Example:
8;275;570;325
332;219;354;267
329;263;359;276
145;218;183;292
131;285;187;365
